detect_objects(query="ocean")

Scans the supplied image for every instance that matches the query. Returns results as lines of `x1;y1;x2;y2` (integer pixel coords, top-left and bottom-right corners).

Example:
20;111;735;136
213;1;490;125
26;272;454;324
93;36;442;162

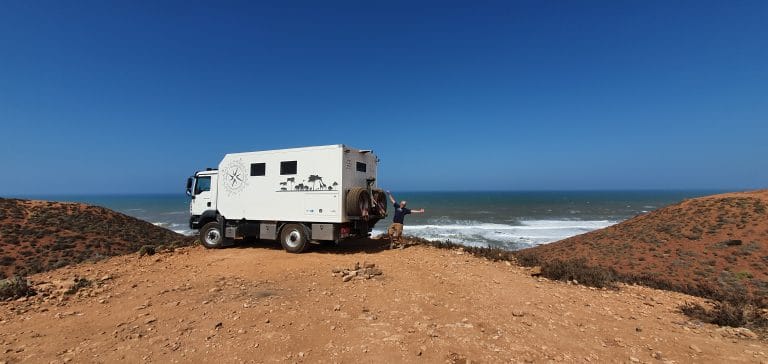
18;191;717;251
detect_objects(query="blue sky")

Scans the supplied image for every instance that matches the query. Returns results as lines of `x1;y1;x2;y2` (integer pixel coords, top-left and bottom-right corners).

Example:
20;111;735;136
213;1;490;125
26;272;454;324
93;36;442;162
1;1;766;194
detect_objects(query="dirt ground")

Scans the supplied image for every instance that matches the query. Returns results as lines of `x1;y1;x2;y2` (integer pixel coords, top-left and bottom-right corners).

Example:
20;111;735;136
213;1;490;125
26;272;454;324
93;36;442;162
1;239;766;363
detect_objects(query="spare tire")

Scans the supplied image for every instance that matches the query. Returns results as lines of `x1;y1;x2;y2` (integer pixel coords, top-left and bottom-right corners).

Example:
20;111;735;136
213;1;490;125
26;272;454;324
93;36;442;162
372;189;388;216
346;188;371;217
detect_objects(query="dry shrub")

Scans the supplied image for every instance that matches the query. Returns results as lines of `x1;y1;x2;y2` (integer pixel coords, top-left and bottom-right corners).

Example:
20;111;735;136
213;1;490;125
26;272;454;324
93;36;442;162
681;299;767;330
539;258;617;288
138;245;156;257
0;276;35;300
64;277;92;295
680;283;768;331
411;237;516;262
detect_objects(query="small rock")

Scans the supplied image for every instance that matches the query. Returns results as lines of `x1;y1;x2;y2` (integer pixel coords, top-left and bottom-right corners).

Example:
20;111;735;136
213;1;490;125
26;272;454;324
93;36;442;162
333;304;341;311
237;329;245;334
512;310;525;317
629;357;640;363
652;351;663;360
209;287;221;293
635;327;643;332
265;319;270;324
738;328;759;339
100;275;112;281
342;275;354;282
214;322;223;330
363;262;375;269
689;344;702;353
145;317;157;324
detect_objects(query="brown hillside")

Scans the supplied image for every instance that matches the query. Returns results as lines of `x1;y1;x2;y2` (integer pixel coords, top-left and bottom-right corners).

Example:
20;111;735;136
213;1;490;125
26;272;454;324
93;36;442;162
516;190;768;302
0;198;194;279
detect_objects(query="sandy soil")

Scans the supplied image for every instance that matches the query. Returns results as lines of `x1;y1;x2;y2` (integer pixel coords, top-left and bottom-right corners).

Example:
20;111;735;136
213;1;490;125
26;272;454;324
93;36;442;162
1;239;766;364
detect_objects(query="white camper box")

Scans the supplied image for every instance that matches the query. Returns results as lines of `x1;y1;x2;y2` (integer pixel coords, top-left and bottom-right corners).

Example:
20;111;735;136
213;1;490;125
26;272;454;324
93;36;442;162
186;145;388;253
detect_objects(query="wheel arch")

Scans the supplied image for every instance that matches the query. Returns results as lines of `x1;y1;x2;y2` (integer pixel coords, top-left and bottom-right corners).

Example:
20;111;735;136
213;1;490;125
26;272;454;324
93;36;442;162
198;209;220;227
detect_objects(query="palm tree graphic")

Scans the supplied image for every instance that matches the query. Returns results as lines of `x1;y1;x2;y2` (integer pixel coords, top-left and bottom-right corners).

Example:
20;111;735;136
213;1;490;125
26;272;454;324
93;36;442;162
308;175;327;190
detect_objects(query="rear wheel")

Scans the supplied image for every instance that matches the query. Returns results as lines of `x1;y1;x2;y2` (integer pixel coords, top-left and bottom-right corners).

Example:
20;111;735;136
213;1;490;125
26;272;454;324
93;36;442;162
200;222;223;249
280;224;309;253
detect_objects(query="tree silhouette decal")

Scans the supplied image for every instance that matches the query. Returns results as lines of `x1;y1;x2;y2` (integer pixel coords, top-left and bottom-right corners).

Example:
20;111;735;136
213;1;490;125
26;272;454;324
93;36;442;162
308;175;327;190
287;177;295;189
307;175;319;190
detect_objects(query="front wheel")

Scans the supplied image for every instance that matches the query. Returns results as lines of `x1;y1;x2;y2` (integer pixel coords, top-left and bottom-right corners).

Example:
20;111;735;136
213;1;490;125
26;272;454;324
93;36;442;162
200;222;223;249
280;224;309;253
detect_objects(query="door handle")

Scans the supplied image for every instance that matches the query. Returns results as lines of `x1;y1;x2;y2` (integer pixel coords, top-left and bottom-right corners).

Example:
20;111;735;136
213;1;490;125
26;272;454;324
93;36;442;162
207;202;211;207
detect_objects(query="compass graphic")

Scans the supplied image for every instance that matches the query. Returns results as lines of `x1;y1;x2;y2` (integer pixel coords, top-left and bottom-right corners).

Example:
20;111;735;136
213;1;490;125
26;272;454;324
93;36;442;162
222;159;248;195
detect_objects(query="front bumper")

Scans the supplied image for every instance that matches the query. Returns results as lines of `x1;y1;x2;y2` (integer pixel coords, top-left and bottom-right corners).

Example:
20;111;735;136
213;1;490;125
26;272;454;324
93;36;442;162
189;215;201;230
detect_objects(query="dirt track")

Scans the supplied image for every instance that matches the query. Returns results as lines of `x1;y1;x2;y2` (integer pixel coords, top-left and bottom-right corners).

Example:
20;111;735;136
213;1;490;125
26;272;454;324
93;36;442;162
1;239;766;363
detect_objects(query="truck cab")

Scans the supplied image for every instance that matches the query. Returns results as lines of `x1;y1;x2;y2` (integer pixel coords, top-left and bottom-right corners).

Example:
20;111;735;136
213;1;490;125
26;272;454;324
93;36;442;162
186;169;218;230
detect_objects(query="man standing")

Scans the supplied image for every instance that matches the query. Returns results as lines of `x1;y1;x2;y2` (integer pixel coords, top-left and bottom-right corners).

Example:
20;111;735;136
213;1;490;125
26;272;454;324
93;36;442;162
386;190;425;249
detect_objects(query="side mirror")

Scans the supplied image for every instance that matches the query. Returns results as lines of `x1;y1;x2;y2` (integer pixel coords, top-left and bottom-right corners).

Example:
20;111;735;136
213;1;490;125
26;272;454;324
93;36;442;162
185;177;193;197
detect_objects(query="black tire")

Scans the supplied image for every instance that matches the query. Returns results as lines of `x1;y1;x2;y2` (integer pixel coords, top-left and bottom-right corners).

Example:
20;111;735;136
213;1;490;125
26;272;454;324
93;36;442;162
279;224;309;253
200;222;224;249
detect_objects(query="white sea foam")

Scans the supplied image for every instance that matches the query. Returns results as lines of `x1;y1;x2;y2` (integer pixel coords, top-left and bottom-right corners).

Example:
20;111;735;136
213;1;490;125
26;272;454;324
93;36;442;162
153;221;194;236
372;219;616;250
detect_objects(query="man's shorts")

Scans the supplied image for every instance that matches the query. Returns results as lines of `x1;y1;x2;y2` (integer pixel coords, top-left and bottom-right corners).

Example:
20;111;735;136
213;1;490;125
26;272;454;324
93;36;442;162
387;223;404;240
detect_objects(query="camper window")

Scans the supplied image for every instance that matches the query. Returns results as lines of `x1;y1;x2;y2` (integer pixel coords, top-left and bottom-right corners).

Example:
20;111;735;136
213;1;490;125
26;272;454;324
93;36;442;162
195;176;211;195
250;163;266;176
280;161;297;175
356;162;367;172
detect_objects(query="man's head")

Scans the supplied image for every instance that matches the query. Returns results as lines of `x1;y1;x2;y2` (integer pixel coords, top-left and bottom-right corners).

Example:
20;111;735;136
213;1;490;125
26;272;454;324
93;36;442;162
400;201;407;208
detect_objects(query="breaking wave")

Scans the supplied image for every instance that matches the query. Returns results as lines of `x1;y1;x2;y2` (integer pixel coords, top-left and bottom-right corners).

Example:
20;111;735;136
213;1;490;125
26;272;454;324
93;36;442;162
372;219;616;250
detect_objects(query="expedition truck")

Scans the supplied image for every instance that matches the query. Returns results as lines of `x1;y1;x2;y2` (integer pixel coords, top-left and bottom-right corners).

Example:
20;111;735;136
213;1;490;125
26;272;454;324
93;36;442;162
185;145;388;252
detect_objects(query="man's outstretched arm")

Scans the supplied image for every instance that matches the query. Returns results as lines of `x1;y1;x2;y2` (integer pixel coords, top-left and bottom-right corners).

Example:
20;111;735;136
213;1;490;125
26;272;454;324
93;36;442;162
412;208;425;213
386;190;396;204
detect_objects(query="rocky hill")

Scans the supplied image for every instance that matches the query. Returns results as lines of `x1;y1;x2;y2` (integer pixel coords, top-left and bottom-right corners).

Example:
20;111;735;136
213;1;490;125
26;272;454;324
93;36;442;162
516;190;768;303
0;198;194;279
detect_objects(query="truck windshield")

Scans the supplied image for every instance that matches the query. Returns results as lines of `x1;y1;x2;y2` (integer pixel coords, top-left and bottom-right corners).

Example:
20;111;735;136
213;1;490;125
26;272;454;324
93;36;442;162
194;176;211;195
